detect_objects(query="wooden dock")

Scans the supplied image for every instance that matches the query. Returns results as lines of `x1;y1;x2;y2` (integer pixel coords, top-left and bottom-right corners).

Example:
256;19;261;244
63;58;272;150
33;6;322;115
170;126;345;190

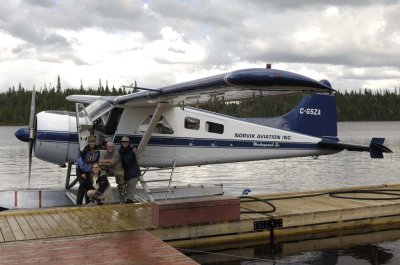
159;184;400;247
1;184;400;262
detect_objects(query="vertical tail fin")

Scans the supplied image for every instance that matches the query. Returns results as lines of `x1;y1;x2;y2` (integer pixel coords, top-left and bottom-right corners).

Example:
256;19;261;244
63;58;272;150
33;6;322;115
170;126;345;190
281;93;337;138
242;93;337;138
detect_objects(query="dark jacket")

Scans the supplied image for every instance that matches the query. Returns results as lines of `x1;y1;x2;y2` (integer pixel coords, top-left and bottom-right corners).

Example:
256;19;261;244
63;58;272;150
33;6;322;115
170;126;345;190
119;145;141;181
89;170;110;194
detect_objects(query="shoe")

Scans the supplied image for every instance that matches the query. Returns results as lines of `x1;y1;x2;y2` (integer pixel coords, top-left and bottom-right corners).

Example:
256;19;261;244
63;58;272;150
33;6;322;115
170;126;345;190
126;199;134;204
86;202;98;207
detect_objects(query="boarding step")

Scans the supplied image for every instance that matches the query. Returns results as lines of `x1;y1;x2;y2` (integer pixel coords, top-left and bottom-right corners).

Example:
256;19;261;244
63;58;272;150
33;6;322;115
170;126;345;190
139;162;177;202
144;179;171;183
147;189;171;194
65;162;78;189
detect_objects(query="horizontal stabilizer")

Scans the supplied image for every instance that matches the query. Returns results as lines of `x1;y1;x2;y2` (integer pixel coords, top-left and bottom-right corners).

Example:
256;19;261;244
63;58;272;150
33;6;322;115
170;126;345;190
369;138;393;158
319;137;392;159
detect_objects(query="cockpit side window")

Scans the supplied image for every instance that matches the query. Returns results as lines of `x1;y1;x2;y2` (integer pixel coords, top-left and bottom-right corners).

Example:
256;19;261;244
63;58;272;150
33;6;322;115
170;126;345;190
205;121;224;134
139;115;174;134
184;117;200;130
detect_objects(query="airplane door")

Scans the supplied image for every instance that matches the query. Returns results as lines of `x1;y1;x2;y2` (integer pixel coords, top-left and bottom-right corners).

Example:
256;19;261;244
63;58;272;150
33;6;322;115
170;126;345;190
75;103;92;149
75;99;114;149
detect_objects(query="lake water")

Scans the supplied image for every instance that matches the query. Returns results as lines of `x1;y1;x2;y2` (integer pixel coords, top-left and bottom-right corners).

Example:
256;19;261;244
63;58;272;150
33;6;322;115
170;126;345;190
1;122;400;264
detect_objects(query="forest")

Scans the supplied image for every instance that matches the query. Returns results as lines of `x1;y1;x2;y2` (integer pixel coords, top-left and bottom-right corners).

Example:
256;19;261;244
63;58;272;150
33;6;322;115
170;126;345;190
1;77;400;125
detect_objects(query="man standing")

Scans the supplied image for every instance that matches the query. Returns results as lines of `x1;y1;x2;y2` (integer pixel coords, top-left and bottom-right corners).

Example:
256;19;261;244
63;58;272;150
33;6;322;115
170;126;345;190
98;141;126;203
119;136;141;203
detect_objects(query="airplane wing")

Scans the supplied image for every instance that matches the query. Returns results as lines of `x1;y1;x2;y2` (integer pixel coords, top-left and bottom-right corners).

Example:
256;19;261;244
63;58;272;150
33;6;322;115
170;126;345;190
111;68;334;107
66;68;333;108
65;95;104;104
66;68;334;121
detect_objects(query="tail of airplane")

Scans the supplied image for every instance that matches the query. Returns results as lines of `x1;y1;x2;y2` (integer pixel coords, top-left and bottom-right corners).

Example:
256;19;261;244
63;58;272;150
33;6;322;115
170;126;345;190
282;94;392;158
243;93;392;158
280;93;337;138
245;93;337;138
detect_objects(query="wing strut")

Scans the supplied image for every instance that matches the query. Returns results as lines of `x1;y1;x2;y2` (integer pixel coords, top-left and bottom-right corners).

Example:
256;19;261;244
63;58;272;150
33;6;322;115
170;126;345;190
136;102;169;156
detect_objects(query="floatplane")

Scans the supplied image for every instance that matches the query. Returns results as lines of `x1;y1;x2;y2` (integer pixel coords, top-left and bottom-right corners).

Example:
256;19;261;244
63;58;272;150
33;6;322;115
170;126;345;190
6;65;391;209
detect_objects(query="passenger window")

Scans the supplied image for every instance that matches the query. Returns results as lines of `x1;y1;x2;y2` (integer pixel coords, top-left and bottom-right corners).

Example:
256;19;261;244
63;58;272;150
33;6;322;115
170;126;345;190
139;115;174;134
205;121;224;134
185;117;200;130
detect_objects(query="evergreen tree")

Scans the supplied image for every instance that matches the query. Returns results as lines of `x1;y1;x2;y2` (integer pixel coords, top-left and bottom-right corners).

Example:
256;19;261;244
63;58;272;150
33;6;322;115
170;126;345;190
1;87;400;125
56;75;62;93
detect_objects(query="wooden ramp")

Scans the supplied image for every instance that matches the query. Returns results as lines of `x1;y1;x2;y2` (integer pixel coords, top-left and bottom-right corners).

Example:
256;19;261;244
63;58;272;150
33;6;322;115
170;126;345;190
0;204;198;264
0;230;198;265
2;184;400;250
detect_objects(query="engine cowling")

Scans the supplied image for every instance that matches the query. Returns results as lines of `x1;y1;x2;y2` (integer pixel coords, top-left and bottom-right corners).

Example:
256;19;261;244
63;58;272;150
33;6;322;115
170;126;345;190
34;111;80;166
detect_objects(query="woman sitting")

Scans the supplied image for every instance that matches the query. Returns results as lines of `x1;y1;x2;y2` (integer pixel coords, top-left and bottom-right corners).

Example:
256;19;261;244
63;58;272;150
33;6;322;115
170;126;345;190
86;162;112;206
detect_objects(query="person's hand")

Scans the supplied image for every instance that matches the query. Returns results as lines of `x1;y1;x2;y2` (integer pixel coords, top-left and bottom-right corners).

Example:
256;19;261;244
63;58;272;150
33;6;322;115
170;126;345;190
82;173;86;179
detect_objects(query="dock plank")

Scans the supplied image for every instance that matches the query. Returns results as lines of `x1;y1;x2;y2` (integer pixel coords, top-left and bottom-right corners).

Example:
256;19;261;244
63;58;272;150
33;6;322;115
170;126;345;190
5;216;25;241
41;213;69;237
49;213;76;235
32;214;57;238
74;209;113;234
67;211;100;235
14;215;36;240
23;215;47;239
56;212;84;235
92;208;131;232
0;216;15;242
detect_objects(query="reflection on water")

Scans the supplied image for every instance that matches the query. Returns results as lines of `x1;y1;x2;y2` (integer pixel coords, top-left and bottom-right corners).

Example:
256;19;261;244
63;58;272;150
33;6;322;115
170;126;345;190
1;122;400;264
183;224;400;265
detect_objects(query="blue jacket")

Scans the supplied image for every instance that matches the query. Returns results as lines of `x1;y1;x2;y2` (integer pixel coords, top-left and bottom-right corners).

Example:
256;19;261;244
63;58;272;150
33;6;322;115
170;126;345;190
119;145;141;181
76;145;100;173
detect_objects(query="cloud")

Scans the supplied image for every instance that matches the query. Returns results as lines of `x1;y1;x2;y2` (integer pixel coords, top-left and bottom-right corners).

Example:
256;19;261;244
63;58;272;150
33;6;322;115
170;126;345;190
0;0;400;92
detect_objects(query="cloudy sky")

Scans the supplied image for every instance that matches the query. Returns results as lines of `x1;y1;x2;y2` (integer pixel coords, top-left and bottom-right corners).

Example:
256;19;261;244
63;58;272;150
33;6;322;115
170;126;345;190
1;0;400;93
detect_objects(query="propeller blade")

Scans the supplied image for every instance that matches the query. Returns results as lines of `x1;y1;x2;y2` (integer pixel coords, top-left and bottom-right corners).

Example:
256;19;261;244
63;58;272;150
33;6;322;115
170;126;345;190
28;86;36;186
28;139;33;186
29;86;36;132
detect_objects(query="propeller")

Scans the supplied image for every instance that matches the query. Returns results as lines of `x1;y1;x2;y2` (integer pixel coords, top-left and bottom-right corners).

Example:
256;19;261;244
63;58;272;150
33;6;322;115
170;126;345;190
28;86;36;186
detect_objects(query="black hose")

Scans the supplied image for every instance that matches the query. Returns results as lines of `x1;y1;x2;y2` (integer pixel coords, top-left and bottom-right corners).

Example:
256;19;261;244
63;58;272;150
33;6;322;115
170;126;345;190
239;189;400;215
239;195;276;214
329;189;400;200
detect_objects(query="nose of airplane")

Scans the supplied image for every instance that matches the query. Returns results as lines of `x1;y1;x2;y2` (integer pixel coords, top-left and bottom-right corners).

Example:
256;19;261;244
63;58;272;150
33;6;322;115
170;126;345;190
15;127;30;142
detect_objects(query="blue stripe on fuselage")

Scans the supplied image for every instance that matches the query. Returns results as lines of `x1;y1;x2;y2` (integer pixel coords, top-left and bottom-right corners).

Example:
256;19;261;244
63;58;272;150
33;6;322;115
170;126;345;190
114;135;318;149
36;130;318;149
36;130;79;143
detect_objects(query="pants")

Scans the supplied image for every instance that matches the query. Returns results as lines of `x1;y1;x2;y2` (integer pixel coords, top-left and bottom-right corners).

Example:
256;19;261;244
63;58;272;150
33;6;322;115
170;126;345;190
126;177;139;202
95;186;112;205
113;173;126;203
76;168;91;205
